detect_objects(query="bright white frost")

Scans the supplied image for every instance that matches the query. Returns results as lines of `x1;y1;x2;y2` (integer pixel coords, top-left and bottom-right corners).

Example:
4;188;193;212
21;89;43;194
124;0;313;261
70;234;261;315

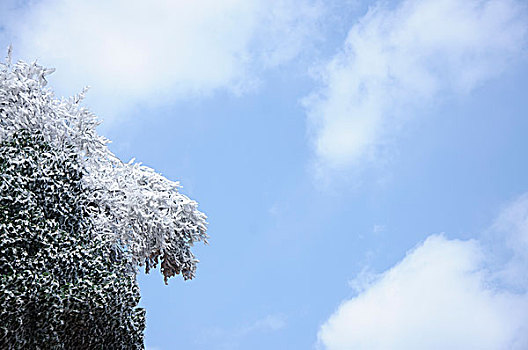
0;47;208;283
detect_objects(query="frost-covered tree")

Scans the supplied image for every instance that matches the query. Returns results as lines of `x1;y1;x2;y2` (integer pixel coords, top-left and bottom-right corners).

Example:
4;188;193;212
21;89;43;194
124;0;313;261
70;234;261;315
0;130;145;349
0;48;208;348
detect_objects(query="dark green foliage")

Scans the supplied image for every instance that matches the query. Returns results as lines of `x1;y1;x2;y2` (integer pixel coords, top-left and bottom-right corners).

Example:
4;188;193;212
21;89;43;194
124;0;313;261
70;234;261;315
0;131;145;349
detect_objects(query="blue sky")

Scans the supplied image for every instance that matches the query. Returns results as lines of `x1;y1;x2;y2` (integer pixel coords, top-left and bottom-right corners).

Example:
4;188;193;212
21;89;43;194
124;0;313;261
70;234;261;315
2;0;528;349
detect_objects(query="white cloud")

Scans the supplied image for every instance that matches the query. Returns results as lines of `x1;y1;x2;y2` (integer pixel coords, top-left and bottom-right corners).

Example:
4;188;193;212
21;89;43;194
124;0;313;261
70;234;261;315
305;0;527;169
492;194;528;256
488;194;528;290
372;224;385;234
244;314;287;333
1;0;321;119
199;314;287;349
318;195;528;350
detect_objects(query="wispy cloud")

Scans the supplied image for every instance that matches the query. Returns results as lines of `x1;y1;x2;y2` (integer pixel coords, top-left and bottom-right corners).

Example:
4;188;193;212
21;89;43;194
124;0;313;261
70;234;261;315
318;194;528;349
487;194;528;291
199;314;287;349
1;0;321;119
304;0;527;171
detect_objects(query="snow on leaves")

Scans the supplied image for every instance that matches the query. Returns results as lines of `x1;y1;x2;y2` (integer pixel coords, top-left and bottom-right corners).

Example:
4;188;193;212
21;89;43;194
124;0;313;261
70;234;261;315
0;48;208;283
0;130;145;349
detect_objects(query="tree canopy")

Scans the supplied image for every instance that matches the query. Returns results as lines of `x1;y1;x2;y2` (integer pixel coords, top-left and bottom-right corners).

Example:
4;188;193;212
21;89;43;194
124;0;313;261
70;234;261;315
0;48;208;348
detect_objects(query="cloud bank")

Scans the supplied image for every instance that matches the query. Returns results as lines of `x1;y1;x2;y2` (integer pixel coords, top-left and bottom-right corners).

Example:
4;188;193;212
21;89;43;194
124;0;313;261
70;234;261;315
1;0;321;117
305;0;527;169
318;195;528;349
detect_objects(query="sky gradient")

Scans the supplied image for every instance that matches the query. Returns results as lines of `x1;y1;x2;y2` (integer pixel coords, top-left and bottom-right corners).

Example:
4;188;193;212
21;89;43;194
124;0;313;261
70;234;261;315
1;0;528;349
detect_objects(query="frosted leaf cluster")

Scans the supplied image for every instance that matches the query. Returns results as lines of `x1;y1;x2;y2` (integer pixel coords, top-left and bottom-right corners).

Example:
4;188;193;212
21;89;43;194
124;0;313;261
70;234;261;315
0;48;208;282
